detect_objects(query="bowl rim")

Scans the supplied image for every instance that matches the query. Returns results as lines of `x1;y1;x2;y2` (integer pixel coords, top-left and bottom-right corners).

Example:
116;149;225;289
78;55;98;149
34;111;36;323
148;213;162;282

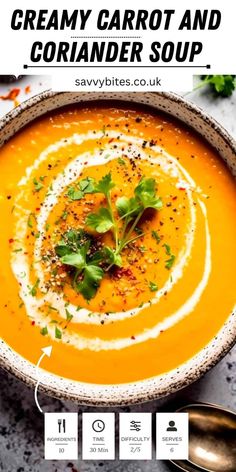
0;90;235;406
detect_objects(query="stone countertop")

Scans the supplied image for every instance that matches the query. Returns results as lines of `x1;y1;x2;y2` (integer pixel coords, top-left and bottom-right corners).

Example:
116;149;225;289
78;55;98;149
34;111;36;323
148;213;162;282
0;76;235;472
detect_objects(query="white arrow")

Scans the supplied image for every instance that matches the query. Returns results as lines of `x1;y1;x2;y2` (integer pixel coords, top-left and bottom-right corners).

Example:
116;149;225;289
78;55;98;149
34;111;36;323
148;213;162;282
34;346;53;413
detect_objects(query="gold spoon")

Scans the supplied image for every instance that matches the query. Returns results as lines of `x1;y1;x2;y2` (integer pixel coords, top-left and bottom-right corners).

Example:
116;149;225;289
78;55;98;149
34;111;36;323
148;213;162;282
170;402;236;472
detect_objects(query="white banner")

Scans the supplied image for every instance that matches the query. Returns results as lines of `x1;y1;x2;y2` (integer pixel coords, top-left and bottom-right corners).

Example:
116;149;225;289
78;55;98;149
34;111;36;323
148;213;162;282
0;0;235;90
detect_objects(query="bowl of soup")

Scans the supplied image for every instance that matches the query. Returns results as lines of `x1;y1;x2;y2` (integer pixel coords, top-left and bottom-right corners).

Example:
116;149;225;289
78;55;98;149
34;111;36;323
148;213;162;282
0;91;235;405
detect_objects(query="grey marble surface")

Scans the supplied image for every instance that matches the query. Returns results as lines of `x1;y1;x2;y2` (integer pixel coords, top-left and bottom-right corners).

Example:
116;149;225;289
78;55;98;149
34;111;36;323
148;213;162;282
0;76;235;472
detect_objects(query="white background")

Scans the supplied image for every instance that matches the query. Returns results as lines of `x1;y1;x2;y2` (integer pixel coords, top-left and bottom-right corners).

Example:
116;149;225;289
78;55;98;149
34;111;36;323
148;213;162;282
156;413;189;460
0;0;235;91
119;413;152;460
82;413;115;460
44;412;78;460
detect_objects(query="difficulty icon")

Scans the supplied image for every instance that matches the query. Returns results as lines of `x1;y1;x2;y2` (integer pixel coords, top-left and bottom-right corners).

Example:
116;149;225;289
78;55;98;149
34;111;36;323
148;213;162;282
130;420;142;432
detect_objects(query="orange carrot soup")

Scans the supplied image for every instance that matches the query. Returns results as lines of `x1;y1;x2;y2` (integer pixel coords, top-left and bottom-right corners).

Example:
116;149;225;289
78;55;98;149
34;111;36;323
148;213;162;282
0;103;235;384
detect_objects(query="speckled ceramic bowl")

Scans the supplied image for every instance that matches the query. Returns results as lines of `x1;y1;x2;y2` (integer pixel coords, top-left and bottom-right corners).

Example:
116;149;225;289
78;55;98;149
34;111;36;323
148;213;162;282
0;91;235;406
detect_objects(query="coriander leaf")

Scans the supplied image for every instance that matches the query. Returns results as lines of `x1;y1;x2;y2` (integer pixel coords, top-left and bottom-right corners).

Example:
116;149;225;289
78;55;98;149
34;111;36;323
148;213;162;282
152;230;161;244
116;196;139;219
55;242;73;257
220;76;236;97
55;326;62;339
115;196;130;217
79;177;95;194
67;186;83;201
66;229;87;245
146;196;162;210
93;172;115;196
103;246;122;267
27;213;34;228
65;308;73;322
163;243;171;255
135;177;163;210
40;326;48;336
30;279;40;296
33;178;44;192
165;254;175;270
199;75;236;97
60;249;86;270
162;244;175;269
118;157;126;166
62;211;68;221
86;207;113;233
89;250;104;265
56;233;104;299
67;177;96;201
148;281;158;292
76;265;104;300
56;229;92;255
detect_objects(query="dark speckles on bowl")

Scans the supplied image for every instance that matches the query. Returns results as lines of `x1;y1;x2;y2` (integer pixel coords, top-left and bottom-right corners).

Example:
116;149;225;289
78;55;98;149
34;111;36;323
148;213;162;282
0;91;235;406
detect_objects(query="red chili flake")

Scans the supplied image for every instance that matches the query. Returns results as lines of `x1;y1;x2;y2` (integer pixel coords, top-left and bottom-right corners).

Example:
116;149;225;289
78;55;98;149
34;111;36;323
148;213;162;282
131;335;136;340
172;196;178;201
35;207;40;211
8;238;14;243
31;321;35;326
113;267;136;280
25;85;31;94
179;187;186;191
108;138;114;143
0;88;20;101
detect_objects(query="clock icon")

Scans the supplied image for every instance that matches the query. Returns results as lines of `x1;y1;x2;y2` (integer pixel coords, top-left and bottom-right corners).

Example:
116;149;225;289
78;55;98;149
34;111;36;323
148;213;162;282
92;419;105;433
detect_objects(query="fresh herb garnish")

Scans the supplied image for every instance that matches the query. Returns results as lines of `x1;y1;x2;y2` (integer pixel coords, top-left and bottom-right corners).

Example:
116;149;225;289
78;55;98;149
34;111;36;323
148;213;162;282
67;177;95;201
29;278;40;296
165;254;175;270
33;178;44;192
55;326;62;339
65;308;73;323
163;244;176;270
55;174;163;299
148;281;158;292
163;243;171;255
118;157;126;166
62;211;68;221
86;207;113;233
55;230;104;300
152;230;161;244
40;326;48;336
193;75;236;97
27;213;35;228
